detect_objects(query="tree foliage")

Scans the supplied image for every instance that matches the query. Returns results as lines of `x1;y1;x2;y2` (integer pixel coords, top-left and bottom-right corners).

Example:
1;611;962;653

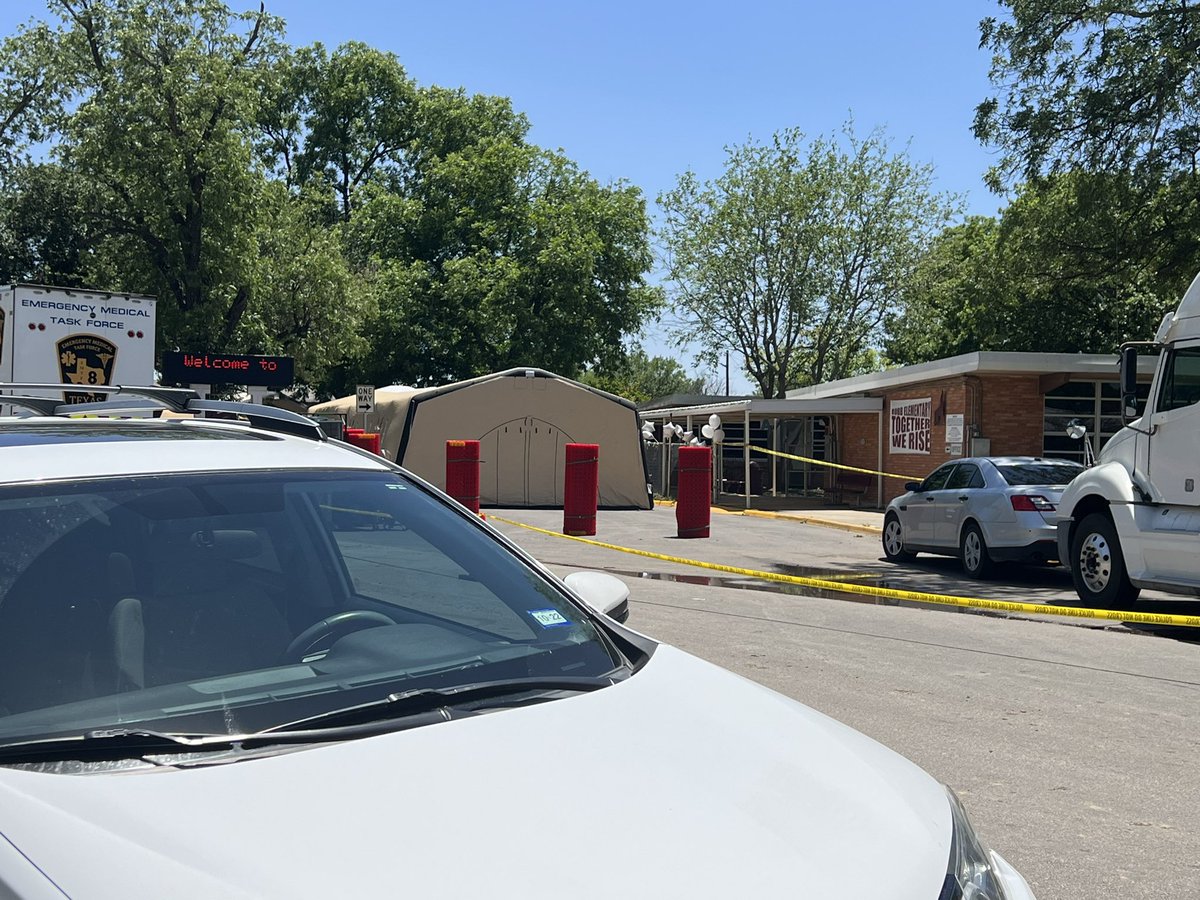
0;22;60;178
659;124;957;398
576;347;707;404
332;102;660;393
0;163;112;286
974;1;1200;294
976;1;1200;187
0;1;658;394
887;174;1181;363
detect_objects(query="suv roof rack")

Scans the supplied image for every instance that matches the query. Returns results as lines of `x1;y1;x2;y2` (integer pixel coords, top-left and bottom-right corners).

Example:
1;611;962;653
0;384;326;442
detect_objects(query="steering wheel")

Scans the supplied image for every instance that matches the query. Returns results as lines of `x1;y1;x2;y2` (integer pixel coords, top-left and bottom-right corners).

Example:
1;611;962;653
284;610;396;661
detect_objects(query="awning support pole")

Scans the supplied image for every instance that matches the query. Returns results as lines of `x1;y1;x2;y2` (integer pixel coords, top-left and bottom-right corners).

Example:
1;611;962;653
877;411;884;508
744;408;751;509
771;418;778;496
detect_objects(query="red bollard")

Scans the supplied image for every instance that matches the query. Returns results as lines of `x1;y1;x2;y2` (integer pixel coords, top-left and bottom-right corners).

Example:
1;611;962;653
445;440;481;513
344;429;381;455
563;443;599;535
676;445;711;538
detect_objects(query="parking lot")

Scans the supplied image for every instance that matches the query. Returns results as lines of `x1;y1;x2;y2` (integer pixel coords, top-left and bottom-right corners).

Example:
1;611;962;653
489;505;1200;900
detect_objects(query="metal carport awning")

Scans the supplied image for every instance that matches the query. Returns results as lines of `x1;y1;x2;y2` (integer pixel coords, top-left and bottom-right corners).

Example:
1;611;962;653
641;397;884;508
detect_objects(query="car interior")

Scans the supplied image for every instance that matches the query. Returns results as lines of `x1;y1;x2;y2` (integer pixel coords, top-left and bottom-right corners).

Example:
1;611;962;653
0;473;611;735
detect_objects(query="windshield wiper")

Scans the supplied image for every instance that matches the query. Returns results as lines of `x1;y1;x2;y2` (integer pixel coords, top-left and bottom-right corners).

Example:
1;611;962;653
0;675;622;765
265;673;620;734
0;728;246;764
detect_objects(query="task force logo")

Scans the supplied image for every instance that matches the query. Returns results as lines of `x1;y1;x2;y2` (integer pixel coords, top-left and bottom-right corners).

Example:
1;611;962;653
58;334;117;404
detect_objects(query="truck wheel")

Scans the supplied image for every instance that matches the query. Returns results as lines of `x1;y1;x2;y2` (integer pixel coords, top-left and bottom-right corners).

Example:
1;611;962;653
960;522;992;579
882;512;914;561
1070;513;1140;607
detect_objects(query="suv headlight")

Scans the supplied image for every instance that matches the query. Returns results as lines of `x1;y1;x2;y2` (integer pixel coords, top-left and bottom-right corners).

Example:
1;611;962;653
941;788;1008;900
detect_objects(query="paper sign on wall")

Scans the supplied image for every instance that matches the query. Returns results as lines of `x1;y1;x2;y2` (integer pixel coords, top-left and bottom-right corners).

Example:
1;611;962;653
890;397;931;455
945;413;964;444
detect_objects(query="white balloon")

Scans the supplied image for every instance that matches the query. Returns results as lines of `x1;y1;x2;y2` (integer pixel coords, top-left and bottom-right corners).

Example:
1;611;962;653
708;414;721;428
712;428;726;443
682;431;693;441
673;423;685;438
701;424;714;438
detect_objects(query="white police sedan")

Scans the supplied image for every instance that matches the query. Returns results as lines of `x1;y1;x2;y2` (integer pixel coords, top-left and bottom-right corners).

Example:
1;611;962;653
0;387;1034;899
883;456;1085;579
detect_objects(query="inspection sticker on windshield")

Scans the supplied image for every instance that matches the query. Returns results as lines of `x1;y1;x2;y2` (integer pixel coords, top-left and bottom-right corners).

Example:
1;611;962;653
528;608;570;628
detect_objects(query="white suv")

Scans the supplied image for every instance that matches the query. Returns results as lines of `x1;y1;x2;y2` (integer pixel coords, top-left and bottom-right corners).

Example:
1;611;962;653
0;386;1034;899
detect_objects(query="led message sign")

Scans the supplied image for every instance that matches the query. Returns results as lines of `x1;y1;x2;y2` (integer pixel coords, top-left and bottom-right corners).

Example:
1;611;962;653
162;351;295;388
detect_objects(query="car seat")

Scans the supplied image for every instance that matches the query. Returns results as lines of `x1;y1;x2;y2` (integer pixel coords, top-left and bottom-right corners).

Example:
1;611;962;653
139;527;291;686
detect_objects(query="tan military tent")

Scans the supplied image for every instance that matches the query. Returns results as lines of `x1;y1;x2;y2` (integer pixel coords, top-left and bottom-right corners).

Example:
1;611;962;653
310;368;652;509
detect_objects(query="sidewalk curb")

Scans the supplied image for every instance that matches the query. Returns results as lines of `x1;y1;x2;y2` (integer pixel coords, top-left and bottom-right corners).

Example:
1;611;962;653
654;499;882;537
736;509;881;536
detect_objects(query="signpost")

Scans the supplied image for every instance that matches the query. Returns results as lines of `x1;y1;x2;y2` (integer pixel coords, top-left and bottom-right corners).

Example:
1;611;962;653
356;384;375;414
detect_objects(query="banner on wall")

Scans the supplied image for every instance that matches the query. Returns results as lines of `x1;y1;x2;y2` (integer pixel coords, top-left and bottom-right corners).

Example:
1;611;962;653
890;397;931;454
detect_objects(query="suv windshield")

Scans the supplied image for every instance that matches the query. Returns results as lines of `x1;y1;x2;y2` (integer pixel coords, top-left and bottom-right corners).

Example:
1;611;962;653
0;471;620;748
996;462;1084;486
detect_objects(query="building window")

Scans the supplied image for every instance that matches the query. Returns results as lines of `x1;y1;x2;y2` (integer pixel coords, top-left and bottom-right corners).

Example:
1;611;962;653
1043;380;1150;462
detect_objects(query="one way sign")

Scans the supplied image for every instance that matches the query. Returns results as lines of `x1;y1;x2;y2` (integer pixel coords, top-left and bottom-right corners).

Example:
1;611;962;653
356;384;375;413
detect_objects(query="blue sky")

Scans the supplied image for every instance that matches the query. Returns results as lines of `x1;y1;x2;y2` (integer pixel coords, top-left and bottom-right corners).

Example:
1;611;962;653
2;0;1007;390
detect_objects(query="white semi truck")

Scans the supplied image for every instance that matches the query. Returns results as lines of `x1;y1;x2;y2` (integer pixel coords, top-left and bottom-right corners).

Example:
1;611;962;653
1056;272;1200;605
0;283;157;415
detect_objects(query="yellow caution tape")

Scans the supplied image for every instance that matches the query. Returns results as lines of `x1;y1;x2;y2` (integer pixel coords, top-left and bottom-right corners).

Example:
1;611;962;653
488;515;1200;629
727;443;922;481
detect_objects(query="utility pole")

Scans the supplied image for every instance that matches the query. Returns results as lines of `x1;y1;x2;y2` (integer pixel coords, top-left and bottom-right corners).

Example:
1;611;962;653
725;351;730;395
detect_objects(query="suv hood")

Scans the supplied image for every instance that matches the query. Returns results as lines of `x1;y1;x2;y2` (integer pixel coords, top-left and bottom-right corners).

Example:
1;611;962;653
0;646;951;899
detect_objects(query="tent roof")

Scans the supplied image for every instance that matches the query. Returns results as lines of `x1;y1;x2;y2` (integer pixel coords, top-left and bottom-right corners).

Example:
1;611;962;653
311;368;638;416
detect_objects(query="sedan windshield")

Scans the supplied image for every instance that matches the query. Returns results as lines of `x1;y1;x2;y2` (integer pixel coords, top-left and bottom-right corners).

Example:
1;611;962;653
0;471;621;750
995;462;1084;486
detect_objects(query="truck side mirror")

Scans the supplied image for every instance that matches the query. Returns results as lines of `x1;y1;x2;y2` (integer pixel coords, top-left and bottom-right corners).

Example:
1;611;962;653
1120;345;1139;419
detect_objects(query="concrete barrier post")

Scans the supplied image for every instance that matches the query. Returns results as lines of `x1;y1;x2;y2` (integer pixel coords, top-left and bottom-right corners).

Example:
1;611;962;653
677;445;711;538
445;440;481;513
564;443;599;535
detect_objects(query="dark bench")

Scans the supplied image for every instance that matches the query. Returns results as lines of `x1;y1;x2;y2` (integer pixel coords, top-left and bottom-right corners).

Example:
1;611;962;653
832;471;874;507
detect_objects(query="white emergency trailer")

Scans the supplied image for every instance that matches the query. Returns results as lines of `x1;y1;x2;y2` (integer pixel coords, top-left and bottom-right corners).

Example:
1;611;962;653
0;284;157;414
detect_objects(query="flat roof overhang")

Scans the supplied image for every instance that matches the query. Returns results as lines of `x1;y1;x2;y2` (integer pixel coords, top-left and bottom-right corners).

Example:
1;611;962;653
785;351;1159;400
640;397;882;419
641;397;886;510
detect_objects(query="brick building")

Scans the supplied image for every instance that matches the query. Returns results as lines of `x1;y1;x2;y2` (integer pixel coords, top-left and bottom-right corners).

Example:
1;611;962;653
642;351;1157;509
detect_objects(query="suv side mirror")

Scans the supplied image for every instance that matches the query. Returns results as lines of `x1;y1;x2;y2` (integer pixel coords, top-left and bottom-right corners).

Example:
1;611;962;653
1120;345;1139;420
905;481;922;492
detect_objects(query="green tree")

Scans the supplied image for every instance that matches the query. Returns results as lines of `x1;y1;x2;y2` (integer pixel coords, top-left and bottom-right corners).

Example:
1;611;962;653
976;2;1200;186
0;163;111;286
1;2;656;395
259;41;417;221
0;0;289;351
577;347;706;404
887;175;1179;363
659;124;957;398
235;183;376;387
0;22;61;177
975;2;1200;289
329;89;659;392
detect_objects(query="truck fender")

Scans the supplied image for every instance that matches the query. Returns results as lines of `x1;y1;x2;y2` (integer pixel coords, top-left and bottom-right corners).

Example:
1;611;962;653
1057;461;1137;521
